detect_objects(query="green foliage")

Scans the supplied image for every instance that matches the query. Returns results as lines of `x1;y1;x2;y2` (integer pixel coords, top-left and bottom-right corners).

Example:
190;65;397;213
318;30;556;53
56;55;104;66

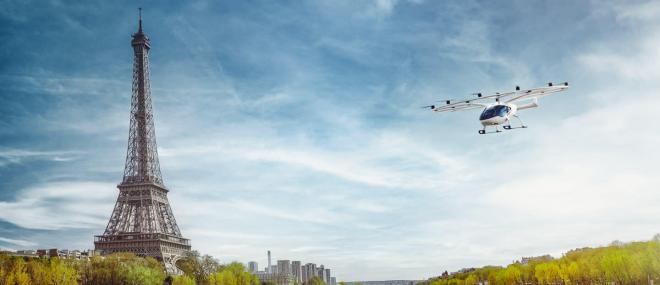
0;251;259;285
208;262;259;285
177;250;221;285
172;274;196;285
306;276;326;285
424;234;660;285
72;253;165;285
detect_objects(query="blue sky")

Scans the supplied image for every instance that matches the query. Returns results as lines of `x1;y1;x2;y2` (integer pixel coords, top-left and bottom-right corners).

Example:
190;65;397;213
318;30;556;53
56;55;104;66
2;0;660;281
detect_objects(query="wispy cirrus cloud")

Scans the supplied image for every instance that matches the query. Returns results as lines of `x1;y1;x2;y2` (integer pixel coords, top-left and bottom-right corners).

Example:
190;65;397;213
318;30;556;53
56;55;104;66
0;182;115;230
0;149;82;166
0;237;37;247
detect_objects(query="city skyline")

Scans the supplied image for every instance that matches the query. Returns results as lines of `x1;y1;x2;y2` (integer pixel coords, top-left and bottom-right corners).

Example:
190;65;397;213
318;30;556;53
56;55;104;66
1;0;660;281
248;250;338;284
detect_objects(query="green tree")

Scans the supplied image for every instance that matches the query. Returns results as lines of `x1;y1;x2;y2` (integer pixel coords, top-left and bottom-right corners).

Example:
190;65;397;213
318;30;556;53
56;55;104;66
464;274;477;285
172;275;196;285
6;257;32;285
308;276;326;285
502;265;521;285
124;264;164;285
177;250;220;285
600;249;641;284
208;262;259;285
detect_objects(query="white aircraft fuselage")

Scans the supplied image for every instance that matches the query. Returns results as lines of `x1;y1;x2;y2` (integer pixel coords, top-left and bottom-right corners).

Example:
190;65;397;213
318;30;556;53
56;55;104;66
478;98;538;127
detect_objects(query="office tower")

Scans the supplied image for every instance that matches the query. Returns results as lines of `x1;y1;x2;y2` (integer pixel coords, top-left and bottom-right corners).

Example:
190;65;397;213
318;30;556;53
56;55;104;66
318;265;326;282
268;250;272;273
325;268;331;284
248;261;259;273
330;277;337;285
301;266;308;283
304;263;317;283
292;261;302;283
278;260;292;275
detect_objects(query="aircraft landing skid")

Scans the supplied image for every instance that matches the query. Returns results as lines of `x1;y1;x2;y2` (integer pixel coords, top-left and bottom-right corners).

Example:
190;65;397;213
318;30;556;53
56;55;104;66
479;125;528;134
478;129;502;135
502;125;528;130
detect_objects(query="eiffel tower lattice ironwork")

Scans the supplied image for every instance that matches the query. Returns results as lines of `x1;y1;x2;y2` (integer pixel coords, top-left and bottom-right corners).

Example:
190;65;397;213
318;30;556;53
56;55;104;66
94;9;191;274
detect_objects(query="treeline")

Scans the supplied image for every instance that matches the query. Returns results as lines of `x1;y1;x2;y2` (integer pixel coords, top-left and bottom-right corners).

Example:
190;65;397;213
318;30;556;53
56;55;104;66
423;235;660;285
0;250;260;285
176;251;260;285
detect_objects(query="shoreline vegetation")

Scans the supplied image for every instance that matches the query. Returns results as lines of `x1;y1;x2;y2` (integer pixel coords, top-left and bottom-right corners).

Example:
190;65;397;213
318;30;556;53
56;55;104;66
1;236;659;285
421;235;660;285
0;250;263;285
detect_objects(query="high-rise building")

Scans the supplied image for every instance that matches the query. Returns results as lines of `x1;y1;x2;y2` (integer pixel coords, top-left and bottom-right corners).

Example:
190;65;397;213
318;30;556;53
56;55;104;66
330;277;337;285
93;8;191;274
248;261;259;273
255;272;295;285
325;268;331;284
304;263;317;283
292;261;302;283
278;260;292;275
268;250;272;273
318;265;326;282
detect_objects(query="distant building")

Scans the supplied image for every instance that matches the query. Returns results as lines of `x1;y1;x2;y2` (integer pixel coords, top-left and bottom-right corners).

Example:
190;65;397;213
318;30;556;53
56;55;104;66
520;255;553;264
13;248;94;260
317;265;326;283
292;261;302;284
36;249;47;257
255;272;294;285
56;249;82;259
453;268;475;275
330;277;337;285
85;249;99;257
248;261;259;273
325;268;331;284
13;250;37;258
303;263;317;283
48;249;58;258
268;250;272;273
278;260;292;275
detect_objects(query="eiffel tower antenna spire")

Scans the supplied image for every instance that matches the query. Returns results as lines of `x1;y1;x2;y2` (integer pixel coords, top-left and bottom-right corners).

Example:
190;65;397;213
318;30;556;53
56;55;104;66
95;10;191;275
138;8;143;33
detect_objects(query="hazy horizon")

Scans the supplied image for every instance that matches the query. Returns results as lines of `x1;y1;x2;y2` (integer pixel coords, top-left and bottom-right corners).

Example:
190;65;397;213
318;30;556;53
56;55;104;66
2;0;660;281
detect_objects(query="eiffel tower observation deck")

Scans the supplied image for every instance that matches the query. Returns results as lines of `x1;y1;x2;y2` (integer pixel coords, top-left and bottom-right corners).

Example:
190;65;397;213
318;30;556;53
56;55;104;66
95;9;191;274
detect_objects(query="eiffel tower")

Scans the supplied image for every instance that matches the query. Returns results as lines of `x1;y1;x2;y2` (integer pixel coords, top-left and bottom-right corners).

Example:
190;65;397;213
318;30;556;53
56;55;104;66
94;9;191;274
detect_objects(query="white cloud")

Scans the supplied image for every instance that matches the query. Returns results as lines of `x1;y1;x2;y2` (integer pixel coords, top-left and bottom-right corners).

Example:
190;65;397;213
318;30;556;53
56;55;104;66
613;1;660;22
373;0;398;16
578;38;660;80
0;182;116;230
160;130;468;191
0;237;37;247
0;149;81;166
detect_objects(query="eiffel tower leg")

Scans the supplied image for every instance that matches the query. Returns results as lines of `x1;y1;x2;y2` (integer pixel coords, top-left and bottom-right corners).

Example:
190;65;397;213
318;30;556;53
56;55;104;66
164;254;184;275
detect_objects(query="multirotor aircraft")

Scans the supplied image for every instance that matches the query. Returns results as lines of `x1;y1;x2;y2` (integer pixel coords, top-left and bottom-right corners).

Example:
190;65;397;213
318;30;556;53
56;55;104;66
423;82;569;134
